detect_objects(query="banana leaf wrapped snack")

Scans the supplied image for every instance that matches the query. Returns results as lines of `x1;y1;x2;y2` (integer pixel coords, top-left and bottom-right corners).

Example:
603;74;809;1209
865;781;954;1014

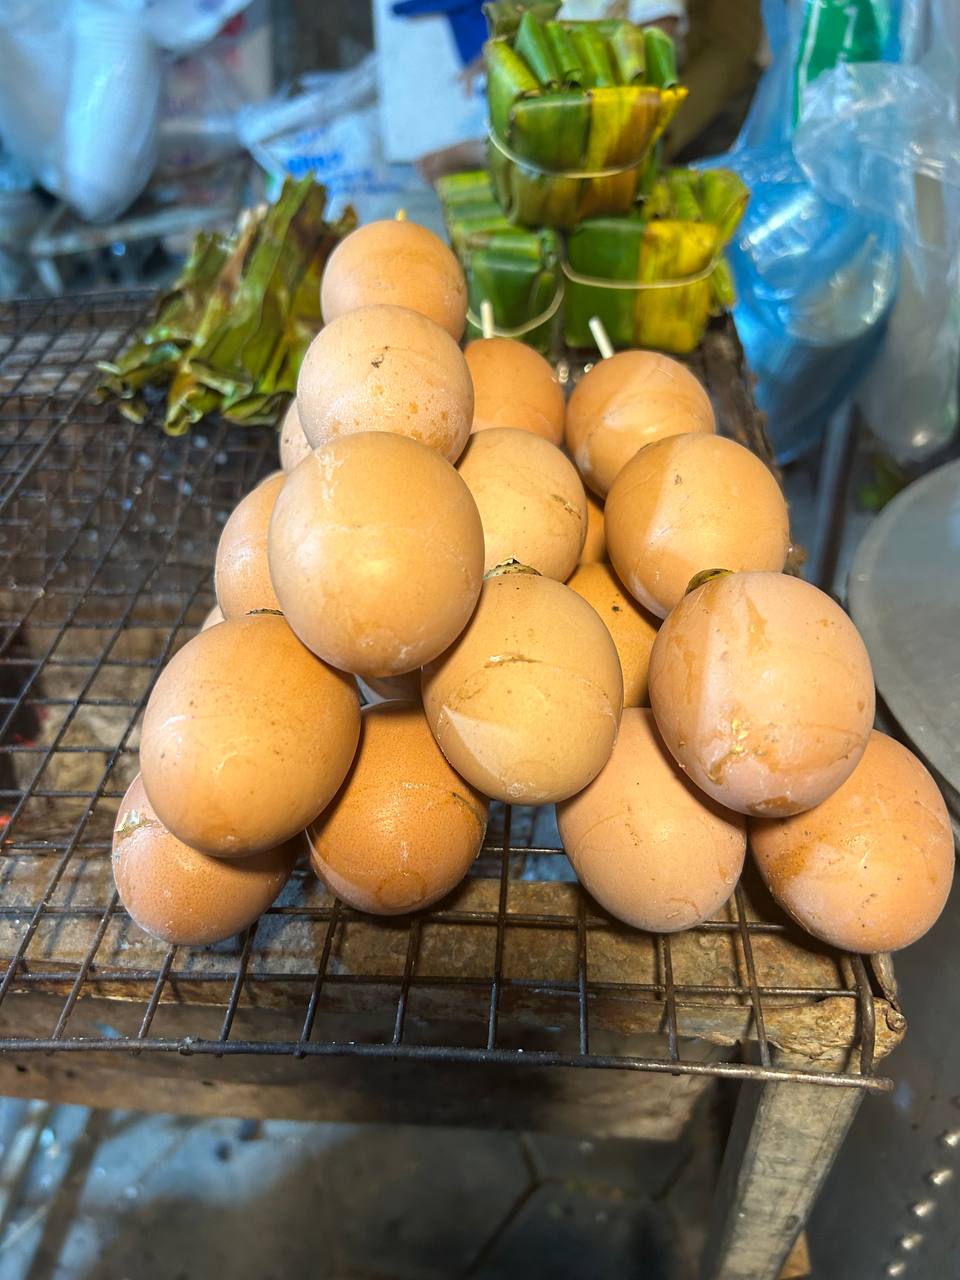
484;6;687;229
96;177;355;434
437;170;562;353
563;167;749;353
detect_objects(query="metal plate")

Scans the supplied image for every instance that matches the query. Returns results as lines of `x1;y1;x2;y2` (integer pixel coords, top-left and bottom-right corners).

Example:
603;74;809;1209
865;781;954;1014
849;460;960;809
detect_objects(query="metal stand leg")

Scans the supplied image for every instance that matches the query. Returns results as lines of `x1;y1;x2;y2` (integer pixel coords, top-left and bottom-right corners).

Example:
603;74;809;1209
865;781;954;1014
700;1078;864;1280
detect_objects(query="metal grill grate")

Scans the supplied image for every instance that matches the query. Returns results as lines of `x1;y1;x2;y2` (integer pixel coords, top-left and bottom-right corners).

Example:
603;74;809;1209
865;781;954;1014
0;291;893;1092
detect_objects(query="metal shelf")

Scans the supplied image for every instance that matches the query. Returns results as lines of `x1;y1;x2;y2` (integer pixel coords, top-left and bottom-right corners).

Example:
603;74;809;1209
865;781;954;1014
0;291;895;1095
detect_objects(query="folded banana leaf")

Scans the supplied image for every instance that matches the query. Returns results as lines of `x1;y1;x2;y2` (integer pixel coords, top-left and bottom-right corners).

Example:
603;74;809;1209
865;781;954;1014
483;14;687;227
564;164;749;354
483;0;561;38
698;168;750;244
96;176;353;435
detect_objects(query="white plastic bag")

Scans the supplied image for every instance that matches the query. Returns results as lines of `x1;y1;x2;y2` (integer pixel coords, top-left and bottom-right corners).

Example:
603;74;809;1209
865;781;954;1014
0;0;255;223
237;55;439;227
795;1;960;463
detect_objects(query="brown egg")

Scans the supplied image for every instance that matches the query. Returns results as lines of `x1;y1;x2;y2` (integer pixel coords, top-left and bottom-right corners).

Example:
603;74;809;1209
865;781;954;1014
457;428;586;580
751;732;954;952
649;571;875;817
321;219;468;339
464;338;565;444
201;604;224;631
580;490;607;563
140;613;360;856
566;563;659;707
357;671;422;705
112;775;298;945
297;304;473;463
214;473;284;619
422;569;623;803
606;434;791;619
565;351;716;497
308;702;488;915
268;432;484;678
279;399;311;472
558;709;746;931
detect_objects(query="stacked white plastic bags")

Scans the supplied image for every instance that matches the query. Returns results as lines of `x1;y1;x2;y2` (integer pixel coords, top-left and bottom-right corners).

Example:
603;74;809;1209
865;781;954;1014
0;0;253;223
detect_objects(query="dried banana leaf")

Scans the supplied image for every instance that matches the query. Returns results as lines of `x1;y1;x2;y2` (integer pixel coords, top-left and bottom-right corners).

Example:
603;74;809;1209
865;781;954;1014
94;232;230;401
99;176;351;436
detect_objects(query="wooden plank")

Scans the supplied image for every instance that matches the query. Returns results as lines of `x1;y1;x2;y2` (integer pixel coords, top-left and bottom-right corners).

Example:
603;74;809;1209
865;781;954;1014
0;993;715;1140
699;1059;863;1280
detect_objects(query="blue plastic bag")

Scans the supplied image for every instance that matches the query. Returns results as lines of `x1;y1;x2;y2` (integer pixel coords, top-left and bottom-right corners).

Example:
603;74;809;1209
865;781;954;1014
711;0;903;461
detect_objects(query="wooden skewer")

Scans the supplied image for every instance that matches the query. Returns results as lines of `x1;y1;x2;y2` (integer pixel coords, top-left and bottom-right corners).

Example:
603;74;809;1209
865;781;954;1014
395;208;407;221
480;299;495;340
589;316;615;360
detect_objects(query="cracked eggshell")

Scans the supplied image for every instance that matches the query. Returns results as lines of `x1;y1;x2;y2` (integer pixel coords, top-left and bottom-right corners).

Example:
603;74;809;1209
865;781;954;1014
320;219;468;339
214;472;285;619
456;427;587;580
464;337;565;444
750;731;954;952
297;304;473;463
649;571;875;818
565;350;715;498
566;562;659;707
308;702;488;915
580;490;607;564
606;434;790;618
112;775;299;946
557;708;745;931
140;613;360;857
279;399;311;472
421;571;623;804
268;432;484;678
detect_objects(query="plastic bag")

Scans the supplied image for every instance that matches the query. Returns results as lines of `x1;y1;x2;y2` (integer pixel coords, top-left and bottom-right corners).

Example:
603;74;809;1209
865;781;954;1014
237;55;442;229
796;21;960;462
0;0;254;223
711;0;901;461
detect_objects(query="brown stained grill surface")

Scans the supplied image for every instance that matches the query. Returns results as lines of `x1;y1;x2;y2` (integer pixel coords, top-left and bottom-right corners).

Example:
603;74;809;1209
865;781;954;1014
0;291;895;1090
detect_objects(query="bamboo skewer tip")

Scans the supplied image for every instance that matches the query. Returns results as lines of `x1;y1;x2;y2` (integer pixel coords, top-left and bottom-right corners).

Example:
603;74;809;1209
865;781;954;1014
589;316;615;360
395;208;407;221
480;300;496;340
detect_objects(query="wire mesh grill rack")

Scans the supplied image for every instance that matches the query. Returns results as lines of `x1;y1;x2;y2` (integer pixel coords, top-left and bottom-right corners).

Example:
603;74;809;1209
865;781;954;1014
0;291;894;1092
